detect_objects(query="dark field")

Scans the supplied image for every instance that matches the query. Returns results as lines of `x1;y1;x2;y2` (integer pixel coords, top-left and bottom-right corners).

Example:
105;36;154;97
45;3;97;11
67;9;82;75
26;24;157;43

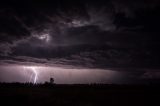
0;83;160;106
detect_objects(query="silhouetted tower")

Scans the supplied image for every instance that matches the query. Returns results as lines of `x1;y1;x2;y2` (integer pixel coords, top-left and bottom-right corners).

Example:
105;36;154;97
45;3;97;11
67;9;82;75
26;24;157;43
50;77;54;84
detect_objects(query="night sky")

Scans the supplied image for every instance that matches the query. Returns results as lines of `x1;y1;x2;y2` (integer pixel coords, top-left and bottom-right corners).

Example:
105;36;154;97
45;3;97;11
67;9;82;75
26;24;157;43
0;0;160;84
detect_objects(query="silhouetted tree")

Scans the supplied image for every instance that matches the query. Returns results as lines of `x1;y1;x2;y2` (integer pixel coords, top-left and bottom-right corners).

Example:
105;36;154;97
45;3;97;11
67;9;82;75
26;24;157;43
50;78;54;84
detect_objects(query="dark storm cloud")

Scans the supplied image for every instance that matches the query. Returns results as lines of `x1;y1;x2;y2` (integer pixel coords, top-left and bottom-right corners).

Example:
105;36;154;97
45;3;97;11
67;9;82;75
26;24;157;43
0;0;160;72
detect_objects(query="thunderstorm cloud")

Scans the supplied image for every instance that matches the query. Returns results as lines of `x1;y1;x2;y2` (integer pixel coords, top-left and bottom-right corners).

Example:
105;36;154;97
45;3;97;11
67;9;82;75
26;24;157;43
0;0;160;83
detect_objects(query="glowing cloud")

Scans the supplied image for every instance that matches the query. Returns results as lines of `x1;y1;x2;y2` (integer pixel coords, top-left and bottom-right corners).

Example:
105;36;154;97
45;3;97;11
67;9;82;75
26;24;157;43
33;33;51;43
38;34;50;42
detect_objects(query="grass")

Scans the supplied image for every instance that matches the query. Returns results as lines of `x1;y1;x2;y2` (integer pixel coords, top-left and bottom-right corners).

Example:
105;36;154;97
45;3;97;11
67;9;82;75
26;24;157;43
0;83;160;106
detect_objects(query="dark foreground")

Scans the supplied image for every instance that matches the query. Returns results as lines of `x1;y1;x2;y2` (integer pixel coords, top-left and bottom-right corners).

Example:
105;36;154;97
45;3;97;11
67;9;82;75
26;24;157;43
0;83;160;106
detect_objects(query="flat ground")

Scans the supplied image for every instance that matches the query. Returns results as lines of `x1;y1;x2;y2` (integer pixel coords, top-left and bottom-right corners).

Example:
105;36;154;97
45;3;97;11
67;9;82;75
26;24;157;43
0;83;160;106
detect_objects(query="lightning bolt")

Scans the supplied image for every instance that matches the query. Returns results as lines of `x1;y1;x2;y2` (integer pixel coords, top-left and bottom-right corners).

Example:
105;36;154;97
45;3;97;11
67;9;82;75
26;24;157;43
23;66;38;84
30;67;38;84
